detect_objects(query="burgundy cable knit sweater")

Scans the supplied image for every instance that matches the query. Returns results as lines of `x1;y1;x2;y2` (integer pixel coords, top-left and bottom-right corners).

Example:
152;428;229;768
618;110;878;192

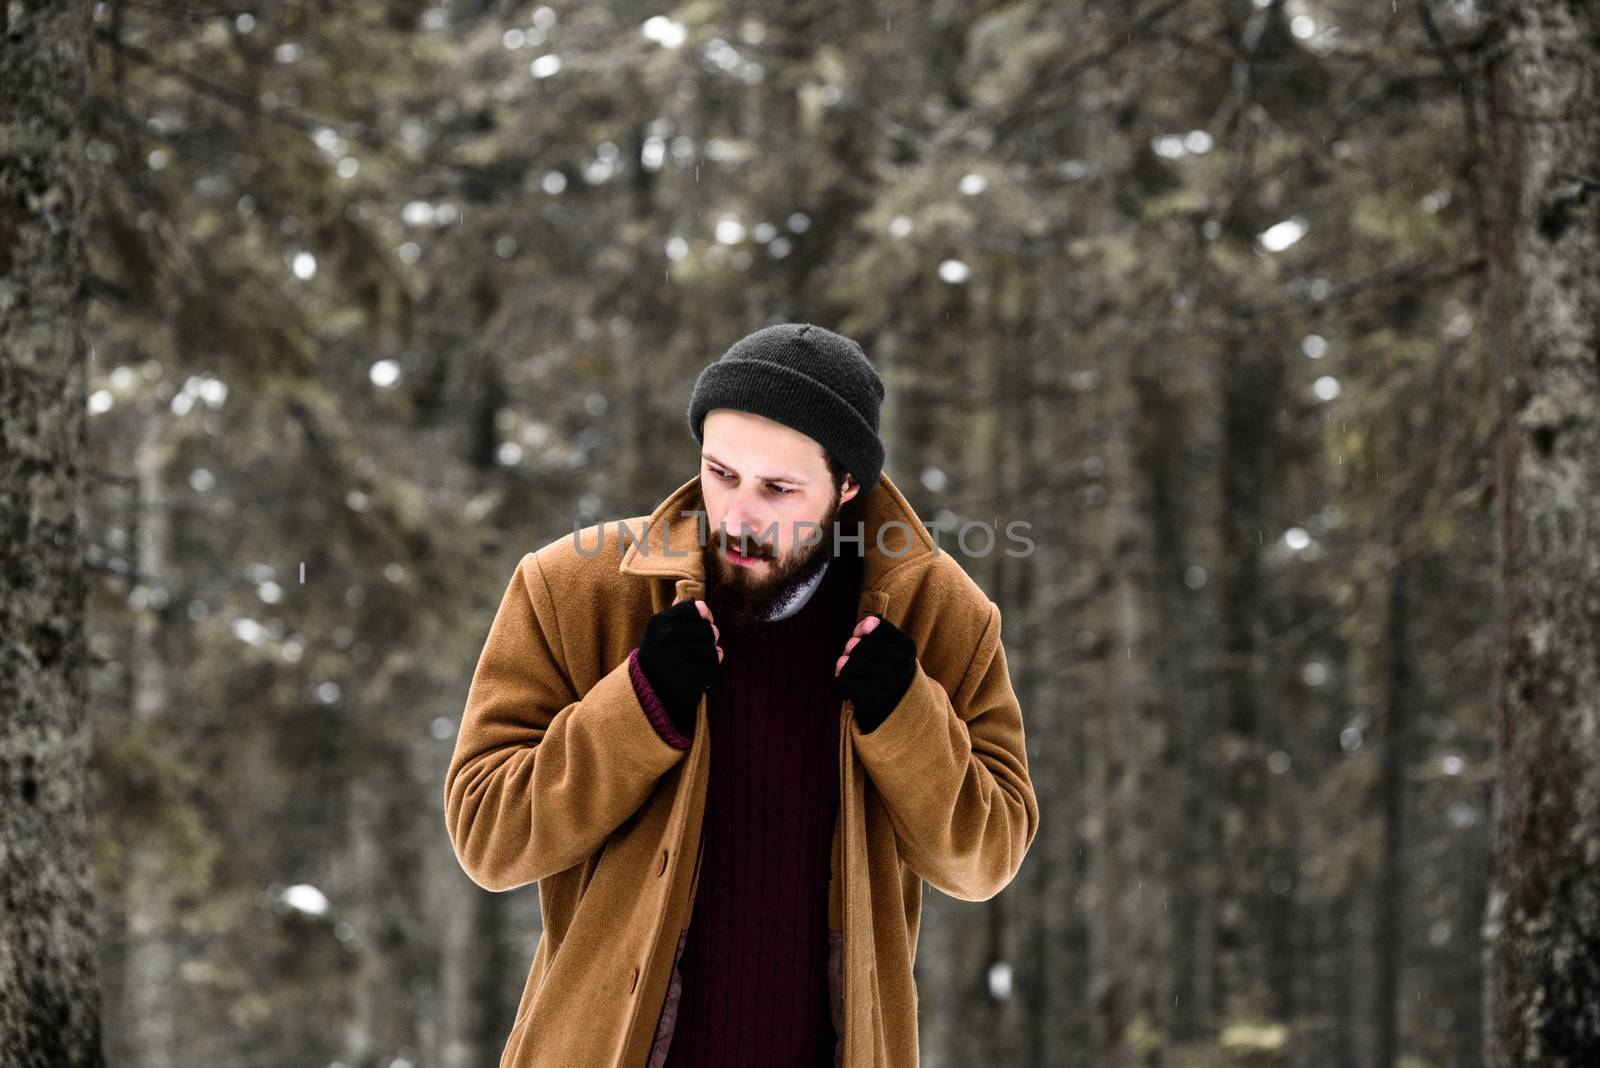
628;548;863;1066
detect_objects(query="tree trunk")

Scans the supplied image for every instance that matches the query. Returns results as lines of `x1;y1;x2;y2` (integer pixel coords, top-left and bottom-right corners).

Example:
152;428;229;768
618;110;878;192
1212;344;1277;1029
0;2;103;1063
1374;524;1409;1068
1483;0;1600;1064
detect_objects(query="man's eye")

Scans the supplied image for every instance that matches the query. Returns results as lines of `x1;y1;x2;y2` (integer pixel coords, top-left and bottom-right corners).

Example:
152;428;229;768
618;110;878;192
711;467;790;494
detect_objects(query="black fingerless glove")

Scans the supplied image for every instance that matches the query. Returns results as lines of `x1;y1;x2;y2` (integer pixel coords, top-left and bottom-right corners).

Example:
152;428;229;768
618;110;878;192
637;600;720;737
834;615;918;733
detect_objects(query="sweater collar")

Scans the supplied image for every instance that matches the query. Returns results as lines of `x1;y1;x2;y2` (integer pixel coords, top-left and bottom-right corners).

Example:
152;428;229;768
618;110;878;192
617;469;938;617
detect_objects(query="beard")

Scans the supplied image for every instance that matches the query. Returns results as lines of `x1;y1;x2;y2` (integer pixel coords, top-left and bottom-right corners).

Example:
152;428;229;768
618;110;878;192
701;485;846;632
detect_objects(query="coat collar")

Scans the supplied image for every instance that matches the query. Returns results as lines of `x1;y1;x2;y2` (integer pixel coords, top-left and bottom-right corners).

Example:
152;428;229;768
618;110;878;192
617;469;939;619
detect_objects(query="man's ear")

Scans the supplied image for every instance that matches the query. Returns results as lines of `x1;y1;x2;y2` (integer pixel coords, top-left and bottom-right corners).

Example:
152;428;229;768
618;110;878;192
840;474;861;506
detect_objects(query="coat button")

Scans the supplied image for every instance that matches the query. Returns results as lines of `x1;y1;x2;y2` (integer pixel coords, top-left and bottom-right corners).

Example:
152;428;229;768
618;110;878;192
657;848;669;876
628;966;640;993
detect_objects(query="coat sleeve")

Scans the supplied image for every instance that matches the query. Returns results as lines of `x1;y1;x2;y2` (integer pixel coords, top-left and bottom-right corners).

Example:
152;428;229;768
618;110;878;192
443;551;689;892
849;599;1038;901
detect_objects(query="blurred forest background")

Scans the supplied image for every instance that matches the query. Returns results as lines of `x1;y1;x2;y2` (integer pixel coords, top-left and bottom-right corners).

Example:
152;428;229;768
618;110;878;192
12;0;1585;1064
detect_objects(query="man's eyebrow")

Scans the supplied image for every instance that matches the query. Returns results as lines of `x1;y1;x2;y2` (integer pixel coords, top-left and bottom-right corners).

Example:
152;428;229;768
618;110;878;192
701;452;810;485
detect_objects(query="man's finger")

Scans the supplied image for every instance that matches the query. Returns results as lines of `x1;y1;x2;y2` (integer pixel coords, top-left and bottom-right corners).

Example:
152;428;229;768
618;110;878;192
850;614;884;639
693;601;721;644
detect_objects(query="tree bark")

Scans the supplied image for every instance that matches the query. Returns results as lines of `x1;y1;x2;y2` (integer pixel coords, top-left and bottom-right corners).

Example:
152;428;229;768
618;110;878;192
1483;0;1600;1064
0;2;103;1064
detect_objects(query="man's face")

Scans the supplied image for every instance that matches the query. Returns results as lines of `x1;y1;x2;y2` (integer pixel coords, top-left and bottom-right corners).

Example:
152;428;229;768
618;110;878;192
698;409;859;628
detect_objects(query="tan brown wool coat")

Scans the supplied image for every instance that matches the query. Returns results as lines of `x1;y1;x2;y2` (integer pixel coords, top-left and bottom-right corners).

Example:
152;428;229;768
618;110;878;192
443;470;1039;1067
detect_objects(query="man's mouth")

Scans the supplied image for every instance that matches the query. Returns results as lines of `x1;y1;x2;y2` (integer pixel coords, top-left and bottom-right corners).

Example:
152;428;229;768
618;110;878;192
723;543;768;567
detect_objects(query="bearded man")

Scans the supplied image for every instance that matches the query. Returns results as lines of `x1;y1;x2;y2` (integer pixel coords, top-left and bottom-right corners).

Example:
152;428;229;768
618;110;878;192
445;322;1038;1068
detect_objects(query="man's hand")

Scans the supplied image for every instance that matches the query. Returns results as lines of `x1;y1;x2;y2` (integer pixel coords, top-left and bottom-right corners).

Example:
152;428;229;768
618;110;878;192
834;614;917;733
637;599;723;736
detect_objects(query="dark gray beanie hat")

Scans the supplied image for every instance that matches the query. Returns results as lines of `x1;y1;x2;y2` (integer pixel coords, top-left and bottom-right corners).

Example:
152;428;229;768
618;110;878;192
688;322;886;492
